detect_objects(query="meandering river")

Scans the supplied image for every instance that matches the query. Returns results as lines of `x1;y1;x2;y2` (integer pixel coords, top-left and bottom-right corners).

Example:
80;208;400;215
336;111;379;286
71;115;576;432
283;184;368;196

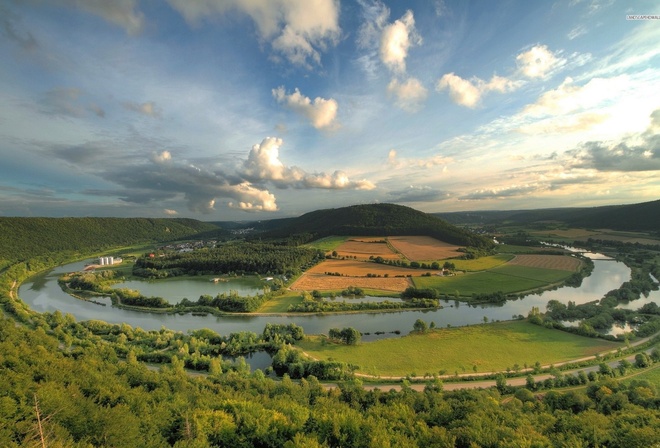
18;253;659;342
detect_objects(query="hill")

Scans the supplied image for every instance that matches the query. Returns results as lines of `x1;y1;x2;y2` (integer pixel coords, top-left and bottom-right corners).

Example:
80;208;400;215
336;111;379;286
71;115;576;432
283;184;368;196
254;203;494;249
0;217;222;264
434;199;660;232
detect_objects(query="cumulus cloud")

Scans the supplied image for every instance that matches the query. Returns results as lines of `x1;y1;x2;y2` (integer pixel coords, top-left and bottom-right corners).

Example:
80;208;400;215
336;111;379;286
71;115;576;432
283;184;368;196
379;9;421;74
438;44;567;108
516;45;565;79
387;77;428;112
166;0;340;67
164;209;178;215
272;86;338;129
242;137;376;190
436;73;520;108
123;101;161;118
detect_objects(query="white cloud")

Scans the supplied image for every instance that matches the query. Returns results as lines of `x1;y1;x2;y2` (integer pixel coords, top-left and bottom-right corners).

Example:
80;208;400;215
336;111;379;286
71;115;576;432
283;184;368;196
164;208;178;215
516;45;565;79
166;0;340;67
242;137;376;190
436;73;520;108
379;9;421;74
272;86;338;129
227;183;278;212
387;77;428;112
522;75;629;117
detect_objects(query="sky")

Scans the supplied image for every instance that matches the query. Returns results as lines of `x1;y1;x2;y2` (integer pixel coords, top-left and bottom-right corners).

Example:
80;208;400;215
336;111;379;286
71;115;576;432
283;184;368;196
1;0;659;221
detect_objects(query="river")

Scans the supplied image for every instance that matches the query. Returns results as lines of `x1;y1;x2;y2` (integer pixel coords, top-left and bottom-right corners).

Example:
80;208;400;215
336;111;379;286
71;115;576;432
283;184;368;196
18;253;659;342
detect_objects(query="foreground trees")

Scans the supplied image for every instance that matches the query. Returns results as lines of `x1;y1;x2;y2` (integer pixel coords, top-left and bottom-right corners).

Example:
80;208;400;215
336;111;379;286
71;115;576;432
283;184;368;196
1;312;658;447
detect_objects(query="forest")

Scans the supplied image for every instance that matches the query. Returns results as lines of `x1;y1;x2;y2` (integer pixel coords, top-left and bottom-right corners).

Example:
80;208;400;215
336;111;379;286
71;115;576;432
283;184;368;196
0;215;659;446
133;242;324;278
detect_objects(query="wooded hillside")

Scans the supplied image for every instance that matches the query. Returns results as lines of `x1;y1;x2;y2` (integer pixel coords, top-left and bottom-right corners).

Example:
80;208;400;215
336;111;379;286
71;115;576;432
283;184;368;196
254;203;494;249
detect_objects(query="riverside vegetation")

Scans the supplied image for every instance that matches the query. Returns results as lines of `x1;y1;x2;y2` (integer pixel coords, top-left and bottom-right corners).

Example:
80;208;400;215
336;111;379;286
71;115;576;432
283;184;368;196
1;208;660;446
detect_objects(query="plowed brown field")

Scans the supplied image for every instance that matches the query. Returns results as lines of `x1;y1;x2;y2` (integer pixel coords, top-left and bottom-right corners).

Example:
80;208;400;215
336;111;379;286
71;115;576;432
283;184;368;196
507;254;582;271
388;236;462;261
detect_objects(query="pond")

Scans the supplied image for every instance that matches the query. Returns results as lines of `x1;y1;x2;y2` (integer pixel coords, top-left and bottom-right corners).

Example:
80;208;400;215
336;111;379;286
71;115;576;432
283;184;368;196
112;276;266;301
19;254;658;344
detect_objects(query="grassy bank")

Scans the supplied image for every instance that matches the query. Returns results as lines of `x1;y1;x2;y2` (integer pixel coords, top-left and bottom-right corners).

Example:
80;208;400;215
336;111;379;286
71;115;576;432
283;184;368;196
297;320;621;377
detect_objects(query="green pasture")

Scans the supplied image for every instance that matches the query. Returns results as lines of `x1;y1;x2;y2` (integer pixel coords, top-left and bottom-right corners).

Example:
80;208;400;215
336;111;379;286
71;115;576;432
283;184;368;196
450;254;514;271
305;236;347;252
412;264;573;296
257;292;303;313
297;321;620;377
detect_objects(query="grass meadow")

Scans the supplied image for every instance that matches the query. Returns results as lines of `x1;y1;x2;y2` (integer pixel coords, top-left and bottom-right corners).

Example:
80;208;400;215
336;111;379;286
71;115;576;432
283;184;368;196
306;236;348;252
297;320;621;377
450;254;514;271
413;264;574;296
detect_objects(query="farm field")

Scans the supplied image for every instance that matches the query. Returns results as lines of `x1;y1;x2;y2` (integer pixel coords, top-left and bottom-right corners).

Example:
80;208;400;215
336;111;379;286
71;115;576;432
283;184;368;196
297;320;621;376
305;259;425;277
450;253;514;271
387;235;462;261
290;271;412;292
333;238;400;261
413;263;576;296
507;254;582;271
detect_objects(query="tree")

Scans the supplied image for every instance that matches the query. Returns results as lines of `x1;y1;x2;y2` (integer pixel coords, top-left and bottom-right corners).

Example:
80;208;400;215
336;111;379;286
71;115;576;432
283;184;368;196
413;319;428;333
340;327;361;345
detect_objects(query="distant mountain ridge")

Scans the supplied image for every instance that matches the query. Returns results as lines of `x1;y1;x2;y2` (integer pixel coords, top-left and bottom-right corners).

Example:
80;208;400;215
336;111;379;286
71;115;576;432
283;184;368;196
433;199;660;232
252;203;494;248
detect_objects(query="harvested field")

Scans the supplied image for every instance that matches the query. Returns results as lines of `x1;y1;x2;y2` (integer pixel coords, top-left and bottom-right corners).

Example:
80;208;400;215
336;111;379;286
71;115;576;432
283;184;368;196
388;236;462;261
507;254;582;271
291;272;412;292
306;259;422;277
333;238;399;260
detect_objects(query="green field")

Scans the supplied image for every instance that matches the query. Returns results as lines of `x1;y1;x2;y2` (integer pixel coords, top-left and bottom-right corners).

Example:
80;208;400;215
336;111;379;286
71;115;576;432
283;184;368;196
413;264;573;296
305;236;347;252
258;292;303;313
450;253;514;271
297;321;621;377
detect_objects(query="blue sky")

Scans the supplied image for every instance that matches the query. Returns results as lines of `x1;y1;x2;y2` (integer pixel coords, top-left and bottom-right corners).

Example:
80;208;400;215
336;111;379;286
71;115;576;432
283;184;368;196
1;0;658;220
